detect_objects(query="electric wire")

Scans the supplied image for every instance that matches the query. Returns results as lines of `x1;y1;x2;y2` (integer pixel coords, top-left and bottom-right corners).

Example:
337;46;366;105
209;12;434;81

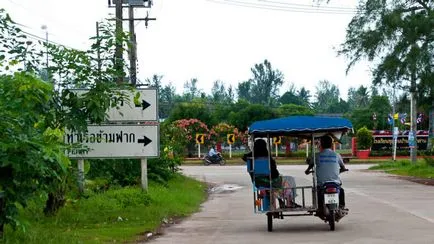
258;0;357;11
207;0;358;14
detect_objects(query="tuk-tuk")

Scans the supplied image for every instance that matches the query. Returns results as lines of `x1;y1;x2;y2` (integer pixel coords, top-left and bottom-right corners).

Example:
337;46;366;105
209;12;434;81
246;116;353;231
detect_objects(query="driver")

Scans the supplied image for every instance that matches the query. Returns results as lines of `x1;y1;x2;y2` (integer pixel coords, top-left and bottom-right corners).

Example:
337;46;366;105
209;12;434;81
208;145;219;161
305;135;347;209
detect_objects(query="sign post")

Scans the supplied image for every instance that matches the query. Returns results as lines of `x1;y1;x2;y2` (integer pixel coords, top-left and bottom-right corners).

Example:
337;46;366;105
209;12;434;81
393;127;398;161
78;159;85;194
227;134;235;159
68;89;159;192
196;134;204;158
273;137;281;157
141;158;148;190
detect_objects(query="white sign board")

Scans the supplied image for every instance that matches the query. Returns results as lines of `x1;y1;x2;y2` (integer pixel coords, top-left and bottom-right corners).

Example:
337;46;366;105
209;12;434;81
109;89;158;122
73;89;158;122
65;124;159;159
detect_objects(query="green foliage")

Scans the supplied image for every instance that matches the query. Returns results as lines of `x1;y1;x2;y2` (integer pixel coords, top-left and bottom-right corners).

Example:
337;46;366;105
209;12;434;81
369;160;434;179
339;0;433;102
0;73;69;229
160;121;189;157
237;59;284;106
424;157;434;167
0;9;135;231
86;152;181;188
0;9;42;72
275;104;314;117
168;100;215;126
86;159;141;187
347;86;370;110
313;80;346;113
356;126;373;150
228;101;276;131
368;95;392;130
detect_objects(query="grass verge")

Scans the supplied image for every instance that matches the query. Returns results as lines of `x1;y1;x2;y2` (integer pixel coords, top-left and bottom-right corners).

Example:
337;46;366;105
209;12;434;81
369;158;434;179
0;174;207;244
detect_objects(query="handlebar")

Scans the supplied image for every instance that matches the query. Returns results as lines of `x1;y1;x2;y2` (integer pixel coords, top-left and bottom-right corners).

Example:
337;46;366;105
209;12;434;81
305;168;349;175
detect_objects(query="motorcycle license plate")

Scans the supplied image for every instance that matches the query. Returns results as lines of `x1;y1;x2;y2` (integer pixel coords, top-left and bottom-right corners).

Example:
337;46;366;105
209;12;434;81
324;193;339;204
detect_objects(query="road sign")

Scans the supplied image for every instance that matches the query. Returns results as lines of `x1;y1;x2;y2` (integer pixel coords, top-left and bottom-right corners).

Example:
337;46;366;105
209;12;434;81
196;134;205;144
408;131;416;148
65;124;159;159
273;136;281;145
73;89;158;122
227;134;235;144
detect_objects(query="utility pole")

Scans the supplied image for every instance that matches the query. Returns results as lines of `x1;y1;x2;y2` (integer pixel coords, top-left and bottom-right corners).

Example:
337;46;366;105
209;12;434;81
129;6;137;85
108;0;157;192
115;0;124;84
109;0;156;85
392;86;397;161
409;69;418;163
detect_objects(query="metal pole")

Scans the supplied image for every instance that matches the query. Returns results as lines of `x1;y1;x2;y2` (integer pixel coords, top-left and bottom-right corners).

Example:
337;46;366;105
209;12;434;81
198;143;200;158
115;0;123;84
392;86;396;161
311;135;317;209
410;92;418;162
141;158;148;191
128;5;137;85
229;144;232;159
78;159;85;194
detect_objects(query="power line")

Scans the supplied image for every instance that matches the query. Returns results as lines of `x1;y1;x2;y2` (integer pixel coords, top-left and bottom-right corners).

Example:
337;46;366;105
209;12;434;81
6;0;91;38
258;0;357;11
18;29;81;50
226;0;357;13
207;0;357;14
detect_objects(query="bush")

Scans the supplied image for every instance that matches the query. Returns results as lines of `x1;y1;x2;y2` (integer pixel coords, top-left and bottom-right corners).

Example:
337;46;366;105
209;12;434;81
87;159;141;187
87;152;182;187
424;157;434;167
356;126;373;150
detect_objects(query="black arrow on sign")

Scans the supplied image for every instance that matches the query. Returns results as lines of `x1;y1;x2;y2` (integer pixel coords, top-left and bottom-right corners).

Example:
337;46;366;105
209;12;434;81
135;99;151;110
138;136;152;147
229;135;234;143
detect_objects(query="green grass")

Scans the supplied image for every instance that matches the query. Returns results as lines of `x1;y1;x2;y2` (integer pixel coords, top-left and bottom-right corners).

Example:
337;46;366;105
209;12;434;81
0;174;207;244
369;158;434;179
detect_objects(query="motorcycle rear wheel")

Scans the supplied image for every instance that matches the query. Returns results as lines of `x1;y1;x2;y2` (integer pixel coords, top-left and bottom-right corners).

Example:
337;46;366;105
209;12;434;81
328;212;335;231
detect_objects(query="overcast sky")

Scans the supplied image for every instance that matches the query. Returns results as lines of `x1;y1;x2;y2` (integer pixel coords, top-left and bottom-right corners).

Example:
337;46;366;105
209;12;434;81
3;0;374;100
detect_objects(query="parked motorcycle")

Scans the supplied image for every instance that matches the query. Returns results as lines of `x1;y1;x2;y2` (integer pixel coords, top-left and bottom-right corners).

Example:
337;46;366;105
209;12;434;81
203;153;226;166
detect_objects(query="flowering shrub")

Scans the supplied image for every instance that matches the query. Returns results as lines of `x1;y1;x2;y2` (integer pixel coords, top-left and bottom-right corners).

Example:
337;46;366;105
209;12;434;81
210;123;239;145
173;119;210;156
173;119;210;140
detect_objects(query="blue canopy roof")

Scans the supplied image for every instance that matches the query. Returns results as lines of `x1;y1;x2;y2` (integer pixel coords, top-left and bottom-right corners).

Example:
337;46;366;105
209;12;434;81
248;116;353;137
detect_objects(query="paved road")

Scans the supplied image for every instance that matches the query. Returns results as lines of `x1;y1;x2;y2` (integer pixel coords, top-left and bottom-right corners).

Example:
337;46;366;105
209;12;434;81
150;165;434;244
